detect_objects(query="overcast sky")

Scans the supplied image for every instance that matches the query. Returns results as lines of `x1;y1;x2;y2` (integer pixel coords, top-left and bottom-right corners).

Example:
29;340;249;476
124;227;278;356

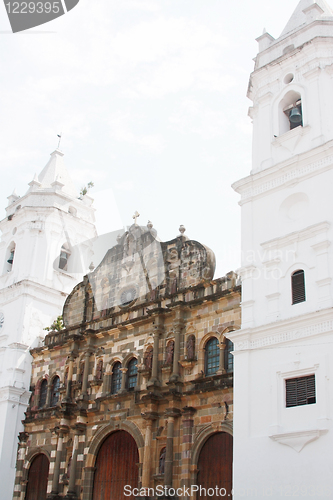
0;0;301;278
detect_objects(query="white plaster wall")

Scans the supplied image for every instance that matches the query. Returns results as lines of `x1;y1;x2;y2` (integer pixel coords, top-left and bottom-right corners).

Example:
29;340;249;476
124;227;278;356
232;7;333;500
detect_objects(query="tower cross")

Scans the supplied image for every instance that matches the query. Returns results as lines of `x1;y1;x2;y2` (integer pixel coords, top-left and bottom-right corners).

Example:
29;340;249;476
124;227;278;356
132;211;140;225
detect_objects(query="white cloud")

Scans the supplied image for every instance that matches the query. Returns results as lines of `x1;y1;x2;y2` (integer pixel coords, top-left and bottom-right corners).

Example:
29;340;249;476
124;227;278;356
169;98;228;138
108;111;166;153
115;181;135;192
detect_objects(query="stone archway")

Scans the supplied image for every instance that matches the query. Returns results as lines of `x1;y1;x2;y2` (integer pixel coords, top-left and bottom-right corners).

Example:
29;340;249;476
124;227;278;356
196;432;233;499
25;453;49;500
92;430;139;500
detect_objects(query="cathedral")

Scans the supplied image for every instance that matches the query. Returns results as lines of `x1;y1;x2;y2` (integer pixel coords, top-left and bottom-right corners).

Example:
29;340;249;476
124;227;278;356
2;0;333;499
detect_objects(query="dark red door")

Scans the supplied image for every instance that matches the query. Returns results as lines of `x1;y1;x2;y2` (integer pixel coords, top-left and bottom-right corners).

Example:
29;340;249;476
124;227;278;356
93;430;139;500
25;454;49;500
197;432;233;499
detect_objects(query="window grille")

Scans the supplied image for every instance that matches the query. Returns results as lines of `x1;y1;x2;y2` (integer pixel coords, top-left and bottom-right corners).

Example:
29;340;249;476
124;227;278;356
111;362;122;394
127;358;138;390
291;270;306;304
286;374;316;407
205;337;219;376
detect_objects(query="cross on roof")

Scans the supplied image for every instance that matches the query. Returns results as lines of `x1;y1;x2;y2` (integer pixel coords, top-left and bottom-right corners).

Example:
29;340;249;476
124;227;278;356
132;211;140;225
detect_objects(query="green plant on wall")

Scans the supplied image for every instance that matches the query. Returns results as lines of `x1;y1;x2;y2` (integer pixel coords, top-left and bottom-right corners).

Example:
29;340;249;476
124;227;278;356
44;316;64;332
80;181;94;196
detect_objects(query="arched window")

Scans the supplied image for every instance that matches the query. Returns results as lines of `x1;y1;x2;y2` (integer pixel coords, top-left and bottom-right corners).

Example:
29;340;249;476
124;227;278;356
291;269;306;304
50;376;60;407
111;362;122;394
59;243;71;271
205;337;219;376
127;358;138;390
225;339;234;373
39;379;48;408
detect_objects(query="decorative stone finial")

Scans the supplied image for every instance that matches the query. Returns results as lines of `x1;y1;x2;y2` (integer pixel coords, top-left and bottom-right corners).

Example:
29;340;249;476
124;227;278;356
116;234;122;243
179;225;186;235
89;262;95;272
147;220;153;230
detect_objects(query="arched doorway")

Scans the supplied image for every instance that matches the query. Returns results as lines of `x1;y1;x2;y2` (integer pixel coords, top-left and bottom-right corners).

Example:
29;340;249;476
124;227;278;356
197;432;233;499
93;430;139;500
25;453;49;500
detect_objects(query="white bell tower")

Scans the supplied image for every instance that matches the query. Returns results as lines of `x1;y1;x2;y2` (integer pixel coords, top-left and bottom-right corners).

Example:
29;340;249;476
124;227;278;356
0;149;97;500
231;1;333;498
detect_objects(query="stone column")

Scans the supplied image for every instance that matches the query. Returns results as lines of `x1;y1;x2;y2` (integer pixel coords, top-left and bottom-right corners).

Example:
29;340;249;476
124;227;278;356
119;368;128;393
102;369;111;397
81;351;91;396
13;432;29;499
180;407;196;491
141;417;154;490
170;309;184;383
164;409;181;490
65;354;75;401
46;380;52;407
65;423;85;499
67;434;79;498
148;327;161;387
50;428;67;497
217;342;226;374
164;416;175;489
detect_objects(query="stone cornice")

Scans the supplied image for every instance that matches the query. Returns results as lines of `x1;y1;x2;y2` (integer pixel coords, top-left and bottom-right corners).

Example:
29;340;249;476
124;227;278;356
0;278;69;304
228;307;333;351
232;143;333;203
261;221;330;250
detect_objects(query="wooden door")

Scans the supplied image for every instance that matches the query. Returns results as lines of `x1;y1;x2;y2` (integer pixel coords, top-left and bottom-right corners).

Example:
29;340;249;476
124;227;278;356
25;454;49;500
93;430;139;500
197;432;233;499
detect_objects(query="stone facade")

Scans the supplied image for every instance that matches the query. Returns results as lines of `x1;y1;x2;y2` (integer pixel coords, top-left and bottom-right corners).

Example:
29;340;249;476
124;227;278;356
14;223;240;499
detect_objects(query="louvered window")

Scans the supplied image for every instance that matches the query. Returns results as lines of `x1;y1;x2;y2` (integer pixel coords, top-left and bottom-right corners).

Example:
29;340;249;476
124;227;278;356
291;270;306;304
286;374;316;408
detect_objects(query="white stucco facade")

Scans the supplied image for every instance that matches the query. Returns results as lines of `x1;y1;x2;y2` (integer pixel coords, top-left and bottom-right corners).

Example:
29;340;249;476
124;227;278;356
231;1;333;498
0;150;97;500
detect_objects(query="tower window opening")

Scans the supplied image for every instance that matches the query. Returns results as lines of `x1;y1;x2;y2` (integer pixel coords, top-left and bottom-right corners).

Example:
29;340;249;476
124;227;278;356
279;90;303;135
59;244;71;271
4;243;15;273
284;99;302;130
291;269;306;304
